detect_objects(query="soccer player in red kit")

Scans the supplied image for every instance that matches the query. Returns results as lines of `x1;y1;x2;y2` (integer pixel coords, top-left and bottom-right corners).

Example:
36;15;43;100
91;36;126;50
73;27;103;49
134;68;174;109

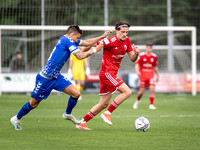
133;43;159;110
76;21;140;130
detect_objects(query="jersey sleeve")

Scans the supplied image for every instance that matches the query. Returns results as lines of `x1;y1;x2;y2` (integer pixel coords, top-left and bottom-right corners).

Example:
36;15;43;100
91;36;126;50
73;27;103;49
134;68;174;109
153;56;158;67
67;41;79;54
97;38;112;49
75;39;82;46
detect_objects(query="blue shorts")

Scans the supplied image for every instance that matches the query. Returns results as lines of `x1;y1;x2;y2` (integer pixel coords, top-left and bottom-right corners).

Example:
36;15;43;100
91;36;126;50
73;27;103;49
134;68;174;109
31;73;72;101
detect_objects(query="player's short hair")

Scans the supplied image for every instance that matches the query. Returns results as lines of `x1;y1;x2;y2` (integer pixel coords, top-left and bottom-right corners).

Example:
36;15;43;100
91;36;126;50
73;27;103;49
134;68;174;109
115;21;130;30
66;25;83;35
146;43;153;47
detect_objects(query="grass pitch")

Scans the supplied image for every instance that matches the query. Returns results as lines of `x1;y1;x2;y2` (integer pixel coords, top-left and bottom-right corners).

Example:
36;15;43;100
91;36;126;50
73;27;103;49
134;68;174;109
0;93;200;150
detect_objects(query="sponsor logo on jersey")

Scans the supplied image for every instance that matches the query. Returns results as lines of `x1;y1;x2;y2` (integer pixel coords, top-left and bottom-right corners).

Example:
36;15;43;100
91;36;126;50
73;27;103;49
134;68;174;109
69;45;77;52
112;51;125;59
111;37;117;42
143;63;152;68
104;38;110;45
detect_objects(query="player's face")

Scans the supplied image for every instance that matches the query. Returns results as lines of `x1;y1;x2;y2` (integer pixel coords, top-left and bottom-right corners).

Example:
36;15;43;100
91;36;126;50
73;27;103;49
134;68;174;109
72;33;81;43
116;27;129;41
146;46;153;53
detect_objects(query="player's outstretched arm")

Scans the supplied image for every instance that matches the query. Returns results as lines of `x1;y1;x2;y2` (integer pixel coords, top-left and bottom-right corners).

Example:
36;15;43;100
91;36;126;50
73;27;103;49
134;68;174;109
81;43;97;52
80;30;113;46
73;43;103;60
128;44;140;62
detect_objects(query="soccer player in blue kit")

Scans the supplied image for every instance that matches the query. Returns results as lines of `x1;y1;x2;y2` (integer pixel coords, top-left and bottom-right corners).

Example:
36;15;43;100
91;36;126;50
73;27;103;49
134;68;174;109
10;25;112;130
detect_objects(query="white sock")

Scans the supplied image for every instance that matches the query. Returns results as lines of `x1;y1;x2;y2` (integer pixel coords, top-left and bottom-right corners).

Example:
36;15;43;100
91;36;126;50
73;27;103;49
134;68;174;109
13;115;20;122
81;118;86;123
136;100;140;104
64;113;71;116
105;110;111;115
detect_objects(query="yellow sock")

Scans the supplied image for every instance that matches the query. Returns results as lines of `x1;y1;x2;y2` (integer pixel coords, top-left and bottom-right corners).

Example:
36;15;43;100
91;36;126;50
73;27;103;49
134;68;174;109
79;86;83;93
75;83;79;89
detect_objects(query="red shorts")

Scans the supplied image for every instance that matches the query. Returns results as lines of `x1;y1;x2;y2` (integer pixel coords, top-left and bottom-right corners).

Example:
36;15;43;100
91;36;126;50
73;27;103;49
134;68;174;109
139;78;155;88
99;72;124;95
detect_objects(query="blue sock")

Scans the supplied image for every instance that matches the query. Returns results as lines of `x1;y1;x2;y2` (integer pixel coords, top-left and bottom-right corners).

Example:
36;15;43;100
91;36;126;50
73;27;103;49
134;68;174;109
17;102;33;119
65;96;78;114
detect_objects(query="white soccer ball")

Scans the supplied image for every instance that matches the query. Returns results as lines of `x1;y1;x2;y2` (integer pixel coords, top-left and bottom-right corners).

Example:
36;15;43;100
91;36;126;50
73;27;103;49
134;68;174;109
134;117;150;132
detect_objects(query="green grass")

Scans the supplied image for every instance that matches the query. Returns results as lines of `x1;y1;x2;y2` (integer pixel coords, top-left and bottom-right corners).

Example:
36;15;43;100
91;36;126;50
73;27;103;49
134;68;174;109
0;93;200;150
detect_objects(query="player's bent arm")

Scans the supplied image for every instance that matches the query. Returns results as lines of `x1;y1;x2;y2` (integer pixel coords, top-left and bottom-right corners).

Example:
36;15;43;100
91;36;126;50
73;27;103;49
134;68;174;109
127;51;139;62
80;30;113;46
73;44;103;60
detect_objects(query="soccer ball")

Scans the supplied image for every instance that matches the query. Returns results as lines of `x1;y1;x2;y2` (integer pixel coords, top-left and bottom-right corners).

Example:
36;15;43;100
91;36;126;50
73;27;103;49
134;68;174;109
134;117;150;132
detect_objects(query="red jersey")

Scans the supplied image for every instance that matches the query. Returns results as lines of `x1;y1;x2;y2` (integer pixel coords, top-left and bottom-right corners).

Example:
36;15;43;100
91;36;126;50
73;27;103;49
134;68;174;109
98;35;133;75
136;52;158;80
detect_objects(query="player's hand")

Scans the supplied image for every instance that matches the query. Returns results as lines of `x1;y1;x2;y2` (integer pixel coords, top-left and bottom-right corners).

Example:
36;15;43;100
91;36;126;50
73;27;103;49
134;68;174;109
156;76;159;82
95;41;104;52
133;44;140;55
67;68;73;79
136;71;141;76
85;67;90;75
102;30;113;38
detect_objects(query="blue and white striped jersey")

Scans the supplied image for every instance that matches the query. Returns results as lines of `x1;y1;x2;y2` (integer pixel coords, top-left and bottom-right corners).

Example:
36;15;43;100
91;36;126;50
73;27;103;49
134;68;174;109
41;35;82;78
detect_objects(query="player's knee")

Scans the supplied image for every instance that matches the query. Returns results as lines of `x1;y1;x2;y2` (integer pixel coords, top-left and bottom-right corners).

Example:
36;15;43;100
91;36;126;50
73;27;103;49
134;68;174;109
126;89;132;98
99;102;109;109
30;99;40;108
73;91;80;99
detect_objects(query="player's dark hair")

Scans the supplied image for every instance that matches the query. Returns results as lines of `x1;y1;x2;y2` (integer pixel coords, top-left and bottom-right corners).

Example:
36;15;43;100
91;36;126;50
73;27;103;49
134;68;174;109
146;43;153;47
66;25;83;35
115;21;130;30
15;50;22;55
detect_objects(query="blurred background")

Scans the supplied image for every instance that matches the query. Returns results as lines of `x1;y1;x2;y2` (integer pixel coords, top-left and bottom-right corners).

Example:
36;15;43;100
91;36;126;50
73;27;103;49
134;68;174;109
0;0;199;93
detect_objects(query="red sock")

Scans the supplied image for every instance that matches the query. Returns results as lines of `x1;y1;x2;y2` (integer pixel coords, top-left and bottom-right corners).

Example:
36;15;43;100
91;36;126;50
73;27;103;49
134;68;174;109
150;94;155;105
137;94;142;101
107;101;119;113
83;111;95;122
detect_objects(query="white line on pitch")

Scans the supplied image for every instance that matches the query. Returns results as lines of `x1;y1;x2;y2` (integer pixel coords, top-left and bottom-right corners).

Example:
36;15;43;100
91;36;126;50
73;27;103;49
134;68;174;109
112;115;200;118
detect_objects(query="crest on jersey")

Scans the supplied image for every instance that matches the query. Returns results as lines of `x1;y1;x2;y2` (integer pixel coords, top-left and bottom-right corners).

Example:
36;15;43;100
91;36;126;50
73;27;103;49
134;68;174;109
151;58;154;62
124;45;127;50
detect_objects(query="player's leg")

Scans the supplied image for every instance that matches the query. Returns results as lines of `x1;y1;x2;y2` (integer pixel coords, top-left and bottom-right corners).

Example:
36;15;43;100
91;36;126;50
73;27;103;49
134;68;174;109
78;79;85;100
149;85;156;109
101;83;132;125
78;71;85;100
76;93;112;130
133;80;146;109
10;97;40;130
79;80;85;93
10;73;53;130
62;84;81;124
